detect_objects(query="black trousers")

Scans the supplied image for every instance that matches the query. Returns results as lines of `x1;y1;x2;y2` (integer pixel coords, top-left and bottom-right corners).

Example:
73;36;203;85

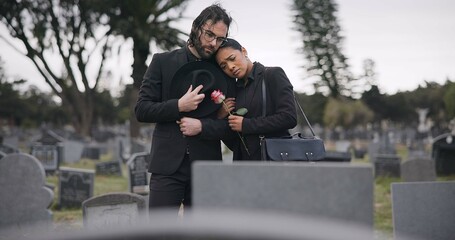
148;153;192;212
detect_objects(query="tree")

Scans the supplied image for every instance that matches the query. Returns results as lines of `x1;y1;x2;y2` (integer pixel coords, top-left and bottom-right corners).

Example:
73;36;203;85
0;0;118;136
292;0;352;98
444;82;455;120
88;0;188;138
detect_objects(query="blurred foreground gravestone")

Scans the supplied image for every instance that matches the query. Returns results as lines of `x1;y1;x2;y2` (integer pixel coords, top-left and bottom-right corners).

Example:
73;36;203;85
58;167;94;209
392;181;455;240
432;133;455;175
0;153;53;236
82;192;147;230
192;161;374;228
28;208;381;240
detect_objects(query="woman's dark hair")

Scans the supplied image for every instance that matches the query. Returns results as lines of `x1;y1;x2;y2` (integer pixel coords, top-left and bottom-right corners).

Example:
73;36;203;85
219;38;242;51
188;3;232;45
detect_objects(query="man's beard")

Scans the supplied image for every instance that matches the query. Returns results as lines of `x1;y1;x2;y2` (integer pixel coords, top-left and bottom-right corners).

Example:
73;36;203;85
193;38;215;59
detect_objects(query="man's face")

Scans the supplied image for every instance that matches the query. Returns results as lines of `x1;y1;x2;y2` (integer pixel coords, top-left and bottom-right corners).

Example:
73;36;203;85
193;21;228;59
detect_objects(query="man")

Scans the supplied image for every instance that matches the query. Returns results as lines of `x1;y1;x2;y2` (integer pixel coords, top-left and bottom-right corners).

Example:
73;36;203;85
135;4;232;212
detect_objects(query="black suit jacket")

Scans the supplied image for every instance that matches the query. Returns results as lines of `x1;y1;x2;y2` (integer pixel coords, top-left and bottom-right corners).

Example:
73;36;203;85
135;47;232;175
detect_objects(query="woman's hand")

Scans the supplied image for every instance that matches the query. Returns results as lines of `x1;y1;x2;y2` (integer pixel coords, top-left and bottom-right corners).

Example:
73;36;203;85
217;97;235;119
228;115;243;132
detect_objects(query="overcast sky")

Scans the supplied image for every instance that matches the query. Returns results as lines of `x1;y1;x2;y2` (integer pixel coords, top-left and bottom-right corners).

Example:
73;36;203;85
1;0;454;95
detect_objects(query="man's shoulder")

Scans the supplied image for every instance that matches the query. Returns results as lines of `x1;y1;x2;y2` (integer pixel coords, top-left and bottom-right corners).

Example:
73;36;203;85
154;47;186;59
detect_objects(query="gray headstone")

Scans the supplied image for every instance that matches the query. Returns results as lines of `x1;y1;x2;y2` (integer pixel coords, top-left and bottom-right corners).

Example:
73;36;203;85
63;140;84;163
96;161;122;176
192;161;374;227
58;167;95;209
392;181;455;240
323;151;352;162
400;158;436;182
373;154;401;178
335;140;351;152
31;144;60;173
127;152;150;195
82;192;147;230
0;153;53;234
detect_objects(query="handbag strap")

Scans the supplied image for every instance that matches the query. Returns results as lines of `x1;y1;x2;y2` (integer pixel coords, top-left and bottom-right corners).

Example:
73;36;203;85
261;68;316;137
293;94;316;137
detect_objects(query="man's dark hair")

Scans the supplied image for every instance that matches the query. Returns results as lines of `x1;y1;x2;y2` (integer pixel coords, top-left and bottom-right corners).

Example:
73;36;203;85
188;3;232;46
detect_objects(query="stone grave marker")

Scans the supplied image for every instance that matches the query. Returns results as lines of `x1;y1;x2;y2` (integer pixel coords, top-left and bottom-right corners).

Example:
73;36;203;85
400;158;436;182
58;167;95;209
82;192;147;230
373;154;401;178
0;153;53;234
31;144;59;174
31;129;65;174
82;144;101;160
127;152;150;195
96;161;122;176
0;142;19;154
323;151;352;162
432;133;455;175
392;181;455;240
335;140;351;152
63;139;85;163
192;161;374;228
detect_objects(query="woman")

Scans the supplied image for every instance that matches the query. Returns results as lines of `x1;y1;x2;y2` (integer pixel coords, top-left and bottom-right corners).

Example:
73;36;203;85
216;38;297;160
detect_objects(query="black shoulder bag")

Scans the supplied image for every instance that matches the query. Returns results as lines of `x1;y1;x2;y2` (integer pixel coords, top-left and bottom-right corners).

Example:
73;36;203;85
260;69;326;161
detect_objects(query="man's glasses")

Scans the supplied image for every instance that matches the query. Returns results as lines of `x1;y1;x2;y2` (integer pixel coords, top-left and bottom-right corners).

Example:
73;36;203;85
202;29;227;46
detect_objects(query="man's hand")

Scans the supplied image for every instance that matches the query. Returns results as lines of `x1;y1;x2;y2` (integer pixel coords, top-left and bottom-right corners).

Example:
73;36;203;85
178;85;205;112
228;115;243;132
178;117;202;136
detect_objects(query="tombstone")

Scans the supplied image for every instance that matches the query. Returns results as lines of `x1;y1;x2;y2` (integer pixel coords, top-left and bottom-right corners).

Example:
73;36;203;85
391;181;455;240
0;142;19;154
82;145;101;160
58;167;95;209
368;132;397;163
432;133;455;175
31;129;65;173
96;161;122;176
334;140;351;152
0;153;53;235
29;208;377;240
400;158;436;182
30;144;59;174
130;139;147;155
323;151;351;162
127;152;150;195
192;161;374;228
63;140;85;163
373;154;401;178
82;192;147;230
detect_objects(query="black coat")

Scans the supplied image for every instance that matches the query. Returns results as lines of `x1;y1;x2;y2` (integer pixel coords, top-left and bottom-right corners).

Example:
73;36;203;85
228;62;297;160
135;47;233;175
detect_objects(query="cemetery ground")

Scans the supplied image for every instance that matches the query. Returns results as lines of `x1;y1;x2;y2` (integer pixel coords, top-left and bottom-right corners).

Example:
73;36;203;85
44;144;455;238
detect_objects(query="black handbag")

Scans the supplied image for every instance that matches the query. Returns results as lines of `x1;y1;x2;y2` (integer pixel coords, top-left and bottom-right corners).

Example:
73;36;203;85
260;69;326;161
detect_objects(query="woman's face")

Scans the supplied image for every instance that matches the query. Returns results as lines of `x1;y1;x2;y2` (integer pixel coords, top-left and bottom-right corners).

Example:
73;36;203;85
216;47;249;79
